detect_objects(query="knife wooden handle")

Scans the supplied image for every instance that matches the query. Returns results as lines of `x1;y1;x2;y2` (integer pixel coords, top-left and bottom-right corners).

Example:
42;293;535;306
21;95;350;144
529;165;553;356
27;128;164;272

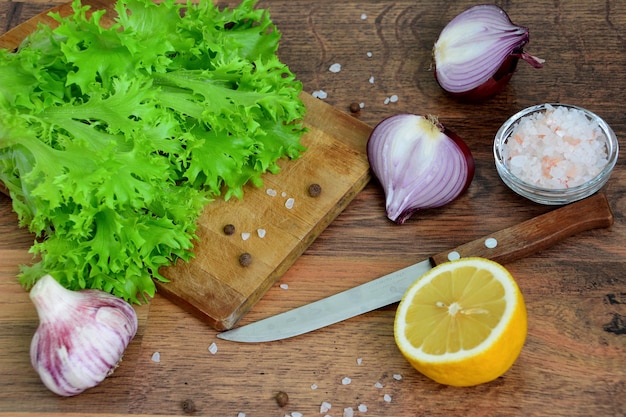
429;192;614;266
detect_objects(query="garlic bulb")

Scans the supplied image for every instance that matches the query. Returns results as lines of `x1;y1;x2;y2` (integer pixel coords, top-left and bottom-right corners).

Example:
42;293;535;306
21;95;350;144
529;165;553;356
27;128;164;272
29;274;138;396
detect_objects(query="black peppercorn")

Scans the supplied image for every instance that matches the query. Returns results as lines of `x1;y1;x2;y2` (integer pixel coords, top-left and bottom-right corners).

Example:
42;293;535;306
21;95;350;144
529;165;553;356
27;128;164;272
239;252;252;267
308;183;322;197
182;399;196;414
275;391;289;407
349;102;361;113
223;224;235;235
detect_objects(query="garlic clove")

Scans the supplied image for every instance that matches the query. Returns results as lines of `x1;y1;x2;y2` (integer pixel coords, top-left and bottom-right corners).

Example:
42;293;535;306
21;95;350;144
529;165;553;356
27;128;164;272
29;274;138;396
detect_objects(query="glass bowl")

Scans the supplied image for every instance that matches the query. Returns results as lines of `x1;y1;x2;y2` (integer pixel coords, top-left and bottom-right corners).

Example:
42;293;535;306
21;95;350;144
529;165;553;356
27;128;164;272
494;103;619;205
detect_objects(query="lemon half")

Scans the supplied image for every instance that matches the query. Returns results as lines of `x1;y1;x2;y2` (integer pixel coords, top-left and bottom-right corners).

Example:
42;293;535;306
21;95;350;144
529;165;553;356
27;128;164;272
394;257;527;387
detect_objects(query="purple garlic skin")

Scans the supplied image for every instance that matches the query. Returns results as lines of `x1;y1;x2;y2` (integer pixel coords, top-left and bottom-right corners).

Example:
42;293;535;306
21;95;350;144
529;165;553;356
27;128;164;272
29;274;138;396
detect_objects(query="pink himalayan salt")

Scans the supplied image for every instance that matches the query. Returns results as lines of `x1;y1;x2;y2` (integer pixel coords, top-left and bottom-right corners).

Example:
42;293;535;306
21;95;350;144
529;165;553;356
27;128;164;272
503;105;608;189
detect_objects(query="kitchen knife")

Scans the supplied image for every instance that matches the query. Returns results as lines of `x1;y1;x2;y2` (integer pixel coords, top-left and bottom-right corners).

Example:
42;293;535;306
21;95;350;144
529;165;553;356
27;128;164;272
217;192;614;343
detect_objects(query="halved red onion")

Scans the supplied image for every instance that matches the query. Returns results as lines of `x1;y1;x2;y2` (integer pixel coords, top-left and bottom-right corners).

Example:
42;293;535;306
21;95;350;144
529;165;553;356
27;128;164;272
367;114;474;224
433;4;544;102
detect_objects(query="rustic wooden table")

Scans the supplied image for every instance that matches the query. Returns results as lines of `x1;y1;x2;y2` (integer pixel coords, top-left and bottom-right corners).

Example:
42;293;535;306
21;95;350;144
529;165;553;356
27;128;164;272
1;1;625;416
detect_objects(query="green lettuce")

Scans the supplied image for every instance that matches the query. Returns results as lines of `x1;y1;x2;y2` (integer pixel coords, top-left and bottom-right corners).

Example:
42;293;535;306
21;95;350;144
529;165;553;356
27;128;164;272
0;0;306;302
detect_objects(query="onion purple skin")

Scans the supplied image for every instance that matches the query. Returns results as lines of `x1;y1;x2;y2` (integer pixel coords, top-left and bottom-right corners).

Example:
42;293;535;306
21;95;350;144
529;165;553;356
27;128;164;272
366;115;475;225
391;126;475;224
442;127;475;194
435;53;520;103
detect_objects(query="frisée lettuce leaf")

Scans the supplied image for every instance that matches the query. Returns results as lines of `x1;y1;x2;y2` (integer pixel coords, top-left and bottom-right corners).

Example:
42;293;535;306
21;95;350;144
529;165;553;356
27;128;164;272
0;0;307;302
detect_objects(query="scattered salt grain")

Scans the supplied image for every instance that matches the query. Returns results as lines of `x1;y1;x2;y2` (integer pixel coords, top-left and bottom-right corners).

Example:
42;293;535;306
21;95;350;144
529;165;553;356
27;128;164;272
368;76;375;84
367;51;373;58
357;358;363;365
312;90;328;99
358;404;368;412
359;102;365;109
281;191;287;197
342;376;352;385
383;394;392;403
291;412;303;417
344;407;355;417
238;413;246;417
384;95;398;105
361;13;367;20
266;188;277;197
285;197;295;209
280;283;289;290
320;401;332;413
151;352;160;363
241;232;251;241
208;342;218;355
329;63;342;73
374;382;383;389
393;374;403;380
311;383;318;390
503;105;609;189
257;228;266;238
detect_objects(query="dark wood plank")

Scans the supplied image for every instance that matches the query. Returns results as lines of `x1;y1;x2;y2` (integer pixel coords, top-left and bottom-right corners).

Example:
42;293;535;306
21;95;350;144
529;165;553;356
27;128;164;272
0;1;624;416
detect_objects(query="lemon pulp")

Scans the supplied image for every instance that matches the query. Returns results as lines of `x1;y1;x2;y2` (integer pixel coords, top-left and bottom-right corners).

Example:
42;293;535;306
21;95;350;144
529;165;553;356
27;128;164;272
394;257;527;387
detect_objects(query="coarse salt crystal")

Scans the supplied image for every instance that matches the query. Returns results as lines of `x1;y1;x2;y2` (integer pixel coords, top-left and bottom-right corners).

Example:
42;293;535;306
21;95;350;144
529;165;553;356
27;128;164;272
374;382;383;388
285;197;295;209
238;413;245;417
383;394;392;402
357;358;363;365
281;191;287;197
369;76;375;84
358;404;368;412
266;188;277;197
241;232;251;241
208;342;218;354
329;63;342;73
280;283;289;290
393;374;403;380
503;105;608;189
344;407;354;417
311;383;318;390
257;228;266;238
292;412;303;417
312;90;328;99
320;401;332;413
361;13;367;20
151;352;160;363
367;51;373;57
342;376;352;385
389;94;399;103
360;102;365;109
384;97;390;105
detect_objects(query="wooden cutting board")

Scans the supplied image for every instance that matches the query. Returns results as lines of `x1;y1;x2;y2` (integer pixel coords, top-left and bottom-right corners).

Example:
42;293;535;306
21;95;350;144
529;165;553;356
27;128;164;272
0;0;373;330
158;93;371;330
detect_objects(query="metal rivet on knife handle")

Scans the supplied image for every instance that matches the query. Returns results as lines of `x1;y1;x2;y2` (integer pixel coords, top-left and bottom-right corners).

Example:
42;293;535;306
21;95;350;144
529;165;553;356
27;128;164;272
430;192;614;267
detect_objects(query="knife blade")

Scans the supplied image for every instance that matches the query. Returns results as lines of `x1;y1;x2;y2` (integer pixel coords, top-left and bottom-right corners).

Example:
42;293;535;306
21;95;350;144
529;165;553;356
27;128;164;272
217;192;613;343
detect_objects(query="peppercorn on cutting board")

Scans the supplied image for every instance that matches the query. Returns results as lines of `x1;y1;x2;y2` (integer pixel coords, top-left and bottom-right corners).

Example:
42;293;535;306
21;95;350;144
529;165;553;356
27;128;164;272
158;91;371;330
0;0;372;330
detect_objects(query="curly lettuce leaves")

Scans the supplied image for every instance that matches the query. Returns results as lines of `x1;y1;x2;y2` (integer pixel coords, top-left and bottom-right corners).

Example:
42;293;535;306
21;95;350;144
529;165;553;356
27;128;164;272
0;0;307;303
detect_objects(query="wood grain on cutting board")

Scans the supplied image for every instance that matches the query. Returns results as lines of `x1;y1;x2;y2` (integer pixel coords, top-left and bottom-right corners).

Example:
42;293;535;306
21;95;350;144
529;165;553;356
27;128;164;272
0;0;373;330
